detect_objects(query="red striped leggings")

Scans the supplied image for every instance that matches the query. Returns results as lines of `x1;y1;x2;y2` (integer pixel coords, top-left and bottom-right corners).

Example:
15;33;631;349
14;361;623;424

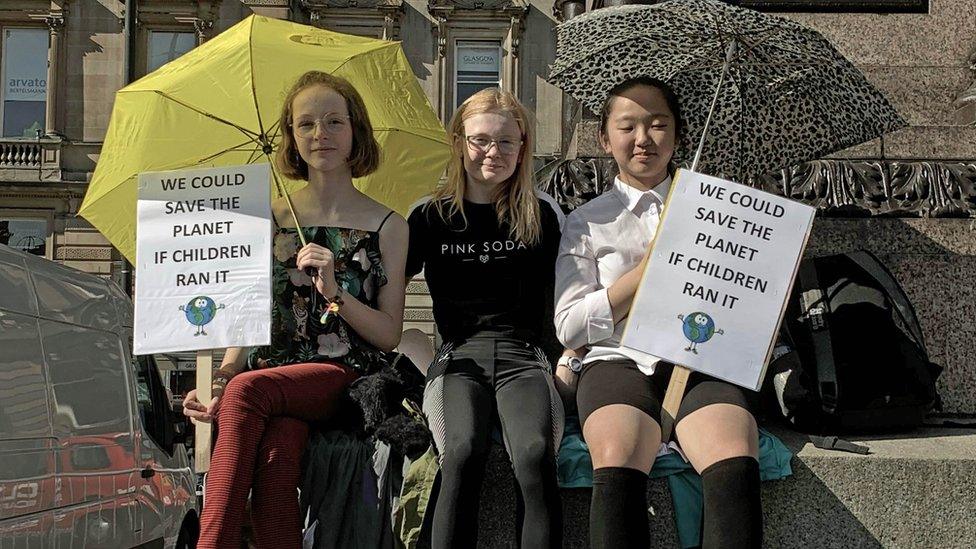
198;361;359;549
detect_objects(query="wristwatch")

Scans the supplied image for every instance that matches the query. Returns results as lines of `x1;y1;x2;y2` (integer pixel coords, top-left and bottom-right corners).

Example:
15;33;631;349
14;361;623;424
557;355;584;374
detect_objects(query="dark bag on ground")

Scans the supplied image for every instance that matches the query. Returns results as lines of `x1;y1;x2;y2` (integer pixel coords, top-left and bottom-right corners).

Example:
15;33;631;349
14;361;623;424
763;250;942;433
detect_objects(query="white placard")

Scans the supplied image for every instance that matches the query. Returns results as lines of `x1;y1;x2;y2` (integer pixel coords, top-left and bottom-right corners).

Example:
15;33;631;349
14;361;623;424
134;164;272;355
621;169;815;391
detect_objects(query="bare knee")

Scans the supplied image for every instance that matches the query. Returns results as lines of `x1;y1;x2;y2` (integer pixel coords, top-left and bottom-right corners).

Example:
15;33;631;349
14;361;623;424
676;404;758;471
582;405;661;471
399;329;434;375
588;439;655;470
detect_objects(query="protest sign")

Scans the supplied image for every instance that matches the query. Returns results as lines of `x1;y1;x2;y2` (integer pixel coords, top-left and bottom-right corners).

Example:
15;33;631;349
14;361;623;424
621;169;815;391
134;164;272;355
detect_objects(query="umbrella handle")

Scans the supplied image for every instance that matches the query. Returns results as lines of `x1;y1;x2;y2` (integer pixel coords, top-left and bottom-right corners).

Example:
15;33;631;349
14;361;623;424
269;162;308;248
691;40;738;173
269;163;319;288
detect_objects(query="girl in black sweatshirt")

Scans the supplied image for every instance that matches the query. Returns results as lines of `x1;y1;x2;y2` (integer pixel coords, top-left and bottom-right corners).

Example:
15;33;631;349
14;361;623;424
406;88;565;549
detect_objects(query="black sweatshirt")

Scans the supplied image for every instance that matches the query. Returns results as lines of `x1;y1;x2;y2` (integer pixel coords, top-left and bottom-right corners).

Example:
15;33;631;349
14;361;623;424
406;194;564;347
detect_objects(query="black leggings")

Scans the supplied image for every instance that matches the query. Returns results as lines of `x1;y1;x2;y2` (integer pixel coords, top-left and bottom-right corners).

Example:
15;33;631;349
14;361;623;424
423;336;564;549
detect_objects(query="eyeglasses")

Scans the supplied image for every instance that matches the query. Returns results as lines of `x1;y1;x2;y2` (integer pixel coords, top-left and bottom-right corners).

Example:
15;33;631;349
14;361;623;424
465;135;523;155
292;115;351;138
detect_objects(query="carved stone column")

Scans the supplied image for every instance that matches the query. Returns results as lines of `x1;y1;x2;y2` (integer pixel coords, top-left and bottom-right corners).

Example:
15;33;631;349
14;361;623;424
379;1;401;40
505;7;526;94
44;14;65;138
953;49;976;125
553;0;585;158
553;0;584;20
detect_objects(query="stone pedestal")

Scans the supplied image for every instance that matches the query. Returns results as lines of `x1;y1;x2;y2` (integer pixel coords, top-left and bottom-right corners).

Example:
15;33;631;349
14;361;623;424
806;218;976;415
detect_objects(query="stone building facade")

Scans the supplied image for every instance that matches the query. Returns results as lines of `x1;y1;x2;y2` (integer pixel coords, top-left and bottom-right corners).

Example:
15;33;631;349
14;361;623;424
1;0;974;412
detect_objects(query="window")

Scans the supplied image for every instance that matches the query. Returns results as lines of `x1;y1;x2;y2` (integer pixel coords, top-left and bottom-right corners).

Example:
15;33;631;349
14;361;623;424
147;31;195;73
70;444;111;470
428;0;527;120
1;28;47;138
134;355;175;455
304;1;404;41
45;324;131;437
454;41;502;108
0;216;48;256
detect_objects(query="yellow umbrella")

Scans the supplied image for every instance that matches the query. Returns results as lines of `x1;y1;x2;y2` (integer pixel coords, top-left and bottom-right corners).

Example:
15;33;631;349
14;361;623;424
80;15;449;263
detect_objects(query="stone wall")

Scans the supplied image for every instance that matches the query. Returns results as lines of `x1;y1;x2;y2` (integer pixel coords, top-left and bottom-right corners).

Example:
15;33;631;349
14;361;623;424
735;3;976;415
786;1;976;159
805;218;976;415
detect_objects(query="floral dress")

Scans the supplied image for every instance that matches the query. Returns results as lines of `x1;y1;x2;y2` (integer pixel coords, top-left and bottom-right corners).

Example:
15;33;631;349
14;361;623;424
247;222;390;375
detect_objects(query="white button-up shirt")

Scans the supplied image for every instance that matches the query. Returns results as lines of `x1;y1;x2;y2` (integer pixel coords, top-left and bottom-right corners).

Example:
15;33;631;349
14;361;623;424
554;175;672;375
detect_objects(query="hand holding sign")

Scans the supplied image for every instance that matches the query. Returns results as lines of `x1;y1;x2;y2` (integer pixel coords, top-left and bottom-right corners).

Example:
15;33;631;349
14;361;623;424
182;388;219;423
621;170;814;438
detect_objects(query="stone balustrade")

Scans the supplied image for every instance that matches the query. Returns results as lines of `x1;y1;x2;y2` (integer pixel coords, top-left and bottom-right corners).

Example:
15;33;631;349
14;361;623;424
0;140;43;169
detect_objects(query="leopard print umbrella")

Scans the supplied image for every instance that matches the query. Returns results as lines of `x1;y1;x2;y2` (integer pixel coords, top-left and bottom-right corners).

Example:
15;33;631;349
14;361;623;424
548;0;907;182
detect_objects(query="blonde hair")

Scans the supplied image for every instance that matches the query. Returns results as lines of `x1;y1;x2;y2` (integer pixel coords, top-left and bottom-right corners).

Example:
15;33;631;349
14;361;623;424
431;88;541;245
276;71;380;180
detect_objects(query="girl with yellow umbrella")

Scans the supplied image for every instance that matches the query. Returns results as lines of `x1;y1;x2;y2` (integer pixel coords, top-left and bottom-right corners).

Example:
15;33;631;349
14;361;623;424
182;71;409;549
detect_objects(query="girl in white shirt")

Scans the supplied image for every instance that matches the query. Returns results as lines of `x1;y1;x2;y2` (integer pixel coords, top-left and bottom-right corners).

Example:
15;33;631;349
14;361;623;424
554;77;762;549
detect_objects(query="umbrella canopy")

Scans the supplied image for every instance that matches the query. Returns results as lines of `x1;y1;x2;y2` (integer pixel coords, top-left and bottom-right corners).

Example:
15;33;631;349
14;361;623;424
81;15;449;263
548;0;907;181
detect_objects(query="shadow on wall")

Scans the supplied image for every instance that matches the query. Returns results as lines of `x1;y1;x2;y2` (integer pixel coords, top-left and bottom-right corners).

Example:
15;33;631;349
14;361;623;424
518;5;558;112
64;0;116;141
805;217;976;416
468;442;889;548
400;2;435;81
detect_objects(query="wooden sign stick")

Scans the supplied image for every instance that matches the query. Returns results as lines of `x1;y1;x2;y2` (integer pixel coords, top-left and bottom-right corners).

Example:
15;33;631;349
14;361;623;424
655;56;731;442
194;349;213;473
660;365;691;443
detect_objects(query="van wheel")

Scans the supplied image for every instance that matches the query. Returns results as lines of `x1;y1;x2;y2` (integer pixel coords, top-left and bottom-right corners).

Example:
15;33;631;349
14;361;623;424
175;519;198;549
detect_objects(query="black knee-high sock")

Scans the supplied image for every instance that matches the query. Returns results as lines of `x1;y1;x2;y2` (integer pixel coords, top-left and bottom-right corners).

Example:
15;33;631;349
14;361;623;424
701;456;762;549
590;467;650;549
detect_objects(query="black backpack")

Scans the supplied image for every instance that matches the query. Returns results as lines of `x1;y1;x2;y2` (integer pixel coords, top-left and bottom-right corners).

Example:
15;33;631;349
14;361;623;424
763;250;942;433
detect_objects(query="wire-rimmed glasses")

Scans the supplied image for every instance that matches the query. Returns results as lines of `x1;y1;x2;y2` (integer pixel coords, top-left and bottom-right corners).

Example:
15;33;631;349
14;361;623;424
464;134;523;155
292;114;351;138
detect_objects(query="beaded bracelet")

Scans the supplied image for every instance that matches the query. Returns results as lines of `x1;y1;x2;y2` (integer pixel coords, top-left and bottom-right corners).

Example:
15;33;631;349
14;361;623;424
211;368;233;398
321;287;344;323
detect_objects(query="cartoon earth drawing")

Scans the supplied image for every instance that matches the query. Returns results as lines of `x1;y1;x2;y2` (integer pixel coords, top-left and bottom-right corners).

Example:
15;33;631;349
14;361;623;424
678;312;724;354
179;296;225;336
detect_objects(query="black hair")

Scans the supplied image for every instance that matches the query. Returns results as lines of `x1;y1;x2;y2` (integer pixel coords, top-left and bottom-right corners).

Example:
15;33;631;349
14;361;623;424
598;76;683;139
